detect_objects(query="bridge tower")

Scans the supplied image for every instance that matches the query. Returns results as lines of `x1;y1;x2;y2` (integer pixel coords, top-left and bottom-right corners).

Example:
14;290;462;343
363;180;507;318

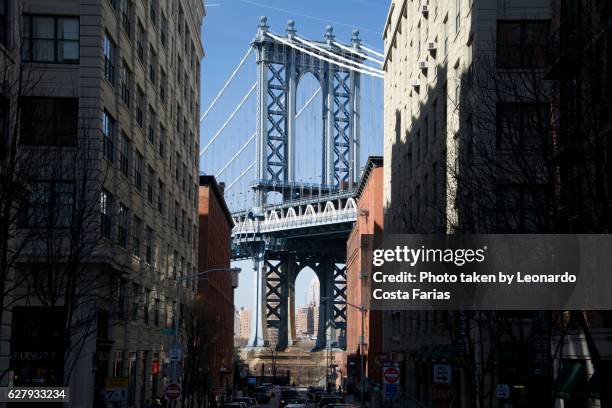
244;18;364;352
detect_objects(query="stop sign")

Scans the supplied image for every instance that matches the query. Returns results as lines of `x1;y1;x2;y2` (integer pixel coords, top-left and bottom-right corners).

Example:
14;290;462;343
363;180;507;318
431;383;453;402
164;383;182;400
383;366;400;384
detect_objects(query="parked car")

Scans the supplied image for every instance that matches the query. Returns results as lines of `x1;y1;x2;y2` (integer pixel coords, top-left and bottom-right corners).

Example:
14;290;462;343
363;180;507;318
326;404;360;408
279;389;301;408
285;403;307;408
219;403;246;408
313;391;328;402
317;396;344;408
232;397;257;408
249;387;271;404
307;387;325;400
261;383;275;396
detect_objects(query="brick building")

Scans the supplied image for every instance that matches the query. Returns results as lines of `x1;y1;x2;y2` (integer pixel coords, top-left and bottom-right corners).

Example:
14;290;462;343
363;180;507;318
198;175;235;392
342;156;384;394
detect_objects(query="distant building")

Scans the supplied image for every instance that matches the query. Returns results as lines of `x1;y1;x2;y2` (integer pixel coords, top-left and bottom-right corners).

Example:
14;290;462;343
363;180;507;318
295;305;311;337
198;175;236;392
235;307;252;342
307;276;320;305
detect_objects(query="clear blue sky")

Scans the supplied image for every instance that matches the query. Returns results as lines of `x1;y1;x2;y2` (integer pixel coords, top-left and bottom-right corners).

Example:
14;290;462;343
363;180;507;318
198;0;390;310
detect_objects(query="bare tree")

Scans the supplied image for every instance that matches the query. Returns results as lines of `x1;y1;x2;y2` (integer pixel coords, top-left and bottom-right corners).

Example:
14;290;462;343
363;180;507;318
182;297;218;408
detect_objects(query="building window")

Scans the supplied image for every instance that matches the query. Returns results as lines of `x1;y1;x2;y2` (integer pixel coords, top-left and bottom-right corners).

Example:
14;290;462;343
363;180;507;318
175;153;181;182
496;102;550;151
118;203;128;248
154;298;160;327
136;21;145;63
149;0;157;25
147;165;154;203
119;131;130;177
122;0;132;37
131;284;139;321
157;180;164;213
160;69;166;103
22;15;79;63
497;20;549;69
134;150;143;191
148;107;156;144
115;279;126;320
174;201;179;230
100;189;113;239
149;47;156;84
160;13;167;47
103;32;116;85
159;125;166;158
121;61;132;107
102;110;115;162
136;86;144;127
26;181;75;228
145;226;153;265
133;215;141;257
455;0;461;34
20;97;78;146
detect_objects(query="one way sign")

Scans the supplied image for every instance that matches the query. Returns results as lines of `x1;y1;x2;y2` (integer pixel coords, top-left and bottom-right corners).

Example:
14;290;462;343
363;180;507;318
433;364;452;384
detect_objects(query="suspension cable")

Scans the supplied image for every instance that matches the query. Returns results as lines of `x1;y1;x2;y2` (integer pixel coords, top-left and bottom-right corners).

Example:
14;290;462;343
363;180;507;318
214;87;320;179
200;81;257;157
293;35;384;76
296;87;321;118
331;40;383;65
225;161;256;192
266;32;384;79
216;132;256;178
360;43;384;58
200;47;253;123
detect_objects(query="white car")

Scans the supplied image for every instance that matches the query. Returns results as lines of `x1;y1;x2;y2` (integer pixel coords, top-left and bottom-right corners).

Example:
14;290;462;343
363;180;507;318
285;404;307;408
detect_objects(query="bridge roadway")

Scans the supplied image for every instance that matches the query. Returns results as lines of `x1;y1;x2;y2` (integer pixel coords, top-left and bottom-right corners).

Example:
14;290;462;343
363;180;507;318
231;189;358;260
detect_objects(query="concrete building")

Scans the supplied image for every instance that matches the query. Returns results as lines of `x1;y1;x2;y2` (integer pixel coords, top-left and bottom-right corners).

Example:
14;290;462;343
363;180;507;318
197;175;236;391
0;0;204;406
383;0;552;406
295;305;311;337
343;156;384;395
235;307;252;343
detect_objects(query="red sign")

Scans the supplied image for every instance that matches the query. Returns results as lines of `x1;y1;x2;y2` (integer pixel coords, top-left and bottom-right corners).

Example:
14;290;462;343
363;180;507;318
152;361;160;375
164;383;182;400
383;366;400;384
431;383;453;402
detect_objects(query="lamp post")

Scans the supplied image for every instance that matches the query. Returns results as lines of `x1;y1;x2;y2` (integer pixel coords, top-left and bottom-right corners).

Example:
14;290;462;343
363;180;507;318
321;297;367;406
171;267;241;405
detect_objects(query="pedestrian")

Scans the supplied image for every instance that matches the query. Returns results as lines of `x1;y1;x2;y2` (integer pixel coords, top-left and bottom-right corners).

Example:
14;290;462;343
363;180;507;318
151;399;163;408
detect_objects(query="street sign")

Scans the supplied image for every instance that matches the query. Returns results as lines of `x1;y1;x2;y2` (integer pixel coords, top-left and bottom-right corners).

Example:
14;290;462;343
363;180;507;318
164;383;182;401
383;366;400;385
103;377;128;402
169;347;182;361
496;384;510;399
433;364;452;384
431;383;453;403
384;383;398;397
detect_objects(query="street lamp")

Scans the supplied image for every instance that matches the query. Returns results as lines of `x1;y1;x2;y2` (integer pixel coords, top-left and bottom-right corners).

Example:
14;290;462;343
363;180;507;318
321;297;367;407
171;267;242;396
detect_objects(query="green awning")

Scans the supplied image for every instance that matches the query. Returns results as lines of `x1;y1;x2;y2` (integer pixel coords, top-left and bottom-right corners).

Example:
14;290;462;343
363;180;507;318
413;345;454;363
553;362;586;399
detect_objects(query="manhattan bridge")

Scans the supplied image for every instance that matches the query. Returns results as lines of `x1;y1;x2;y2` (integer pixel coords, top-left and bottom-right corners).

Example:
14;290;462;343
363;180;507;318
200;17;384;355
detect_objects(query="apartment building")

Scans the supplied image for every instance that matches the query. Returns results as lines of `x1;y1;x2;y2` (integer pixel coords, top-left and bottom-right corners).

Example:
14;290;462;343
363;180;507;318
0;0;204;406
197;175;236;392
383;0;552;406
342;156;383;395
